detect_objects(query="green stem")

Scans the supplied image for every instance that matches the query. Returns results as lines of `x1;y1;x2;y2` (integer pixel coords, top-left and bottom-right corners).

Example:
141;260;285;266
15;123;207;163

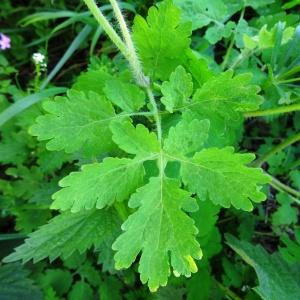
221;8;245;70
229;48;254;70
253;132;300;167
109;0;149;87
83;0;128;58
108;0;163;175
216;281;242;300
269;175;300;202
114;201;130;222
244;103;300;117
277;77;300;84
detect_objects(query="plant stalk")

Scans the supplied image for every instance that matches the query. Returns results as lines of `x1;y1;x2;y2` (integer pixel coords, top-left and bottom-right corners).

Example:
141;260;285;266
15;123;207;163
83;0;128;58
244;103;300;117
109;0;149;87
253;132;300;167
269;175;300;202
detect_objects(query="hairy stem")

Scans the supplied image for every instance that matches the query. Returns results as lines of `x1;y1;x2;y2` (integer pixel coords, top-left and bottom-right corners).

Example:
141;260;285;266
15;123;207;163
253;132;300;167
244;103;300;117
83;0;128;58
109;0;149;87
108;0;163;175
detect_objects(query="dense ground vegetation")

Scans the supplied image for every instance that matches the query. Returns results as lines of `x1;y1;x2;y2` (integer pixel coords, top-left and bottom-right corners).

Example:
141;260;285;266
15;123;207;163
0;0;300;299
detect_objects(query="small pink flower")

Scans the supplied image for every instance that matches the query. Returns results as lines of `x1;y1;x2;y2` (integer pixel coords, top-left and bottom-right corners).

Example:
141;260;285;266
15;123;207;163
0;33;11;50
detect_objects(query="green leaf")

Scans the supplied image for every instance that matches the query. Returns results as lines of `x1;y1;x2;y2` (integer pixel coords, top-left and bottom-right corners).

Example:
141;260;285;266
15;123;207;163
29;90;116;156
272;192;298;226
68;281;93;300
193;71;263;112
279;229;300;263
192;201;221;259
113;177;202;292
110;119;160;156
0;263;42;300
104;79;145;112
4;209;120;263
72;69;112;95
173;0;236;43
205;21;235;44
51;157;145;212
227;235;300;300
133;0;191;80
173;0;228;31
164;111;210;156
181;147;270;211
99;276;122;300
37;269;72;297
161;66;193;113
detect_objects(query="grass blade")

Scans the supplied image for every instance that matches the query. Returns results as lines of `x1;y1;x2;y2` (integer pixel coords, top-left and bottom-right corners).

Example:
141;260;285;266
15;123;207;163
0;87;66;127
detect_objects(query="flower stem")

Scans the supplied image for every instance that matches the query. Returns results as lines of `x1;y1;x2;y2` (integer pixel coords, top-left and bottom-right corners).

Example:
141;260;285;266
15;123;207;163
244;103;300;117
253;132;300;167
83;0;128;58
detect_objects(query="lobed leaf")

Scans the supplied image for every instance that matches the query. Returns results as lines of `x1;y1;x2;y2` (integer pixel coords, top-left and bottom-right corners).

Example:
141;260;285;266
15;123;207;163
52;157;145;212
161;66;193;113
29;90;116;156
113;177;202;292
110;119;160;156
133;0;191;80
180;147;270;211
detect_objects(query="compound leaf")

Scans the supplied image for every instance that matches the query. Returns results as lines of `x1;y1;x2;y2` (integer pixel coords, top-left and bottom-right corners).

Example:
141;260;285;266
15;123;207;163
29;90;116;156
133;0;191;80
110;119;160;156
113;177;202;292
181;147;270;211
4;209;120;263
161;66;193;113
51;157;145;212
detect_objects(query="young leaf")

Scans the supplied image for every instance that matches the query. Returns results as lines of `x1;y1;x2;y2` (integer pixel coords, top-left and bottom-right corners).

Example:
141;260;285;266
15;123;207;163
180;147;270;211
29;90;116;156
161;66;193;113
164;111;210;156
133;0;191;80
4;209;120;263
113;177;202;292
104;79;145;113
110;119;160;156
51;157;145;212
